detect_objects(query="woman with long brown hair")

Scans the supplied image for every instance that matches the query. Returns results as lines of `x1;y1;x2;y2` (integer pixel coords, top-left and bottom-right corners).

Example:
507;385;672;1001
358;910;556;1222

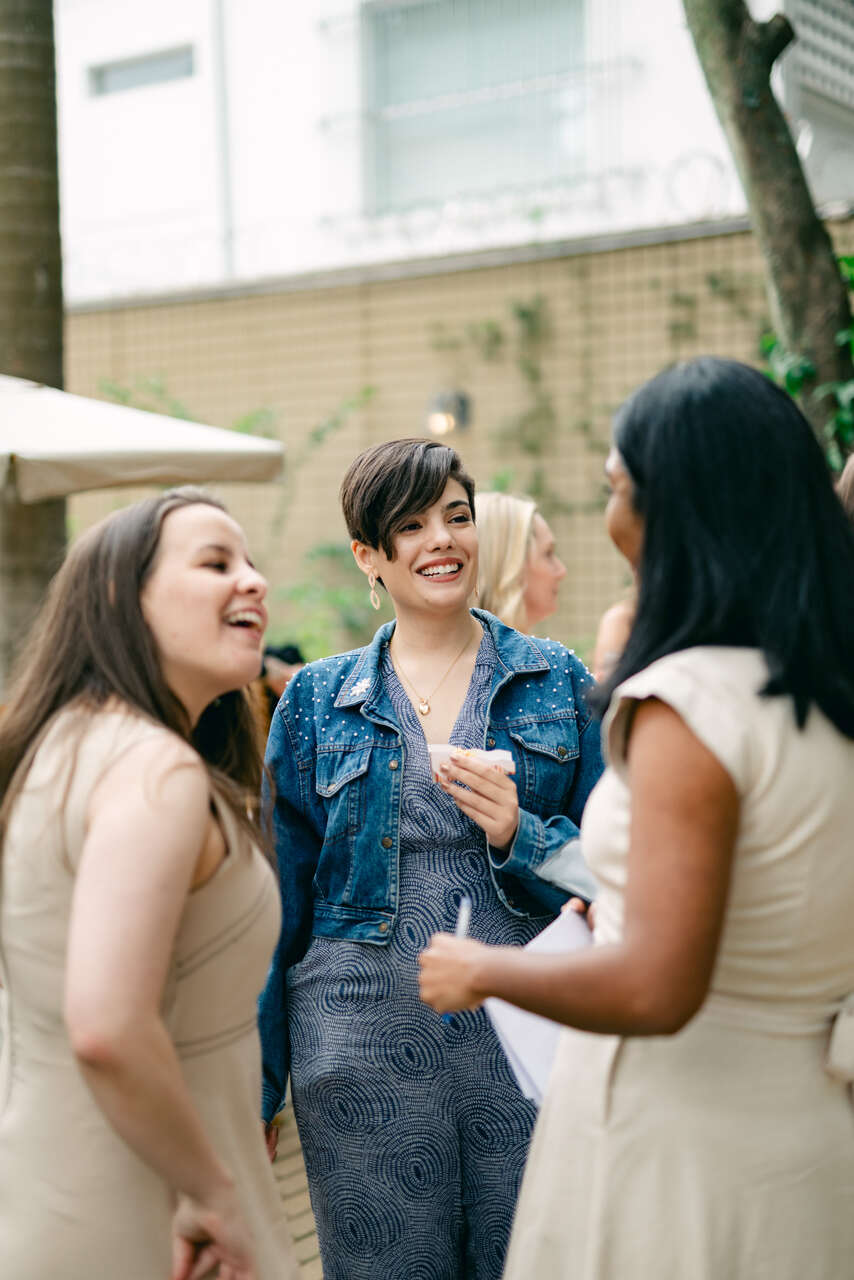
0;488;297;1280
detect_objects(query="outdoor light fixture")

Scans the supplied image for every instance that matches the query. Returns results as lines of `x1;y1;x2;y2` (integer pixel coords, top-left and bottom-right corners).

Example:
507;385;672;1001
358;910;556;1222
426;390;471;436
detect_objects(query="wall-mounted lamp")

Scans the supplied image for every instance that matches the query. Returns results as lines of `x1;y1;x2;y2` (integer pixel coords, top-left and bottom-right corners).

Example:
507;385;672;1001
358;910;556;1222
426;389;471;437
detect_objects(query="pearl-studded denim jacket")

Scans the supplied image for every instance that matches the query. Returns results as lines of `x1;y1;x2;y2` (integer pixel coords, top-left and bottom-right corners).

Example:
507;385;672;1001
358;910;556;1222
258;609;603;1119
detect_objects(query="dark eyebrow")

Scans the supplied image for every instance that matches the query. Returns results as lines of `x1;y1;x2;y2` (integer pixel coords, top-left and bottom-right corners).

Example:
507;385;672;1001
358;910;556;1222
198;542;233;556
443;499;471;513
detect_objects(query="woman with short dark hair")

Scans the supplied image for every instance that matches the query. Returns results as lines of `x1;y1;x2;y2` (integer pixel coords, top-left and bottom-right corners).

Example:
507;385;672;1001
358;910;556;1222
259;437;603;1279
421;359;854;1280
0;488;298;1280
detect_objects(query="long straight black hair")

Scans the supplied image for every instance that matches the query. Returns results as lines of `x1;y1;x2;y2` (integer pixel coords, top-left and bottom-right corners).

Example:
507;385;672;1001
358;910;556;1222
592;357;854;738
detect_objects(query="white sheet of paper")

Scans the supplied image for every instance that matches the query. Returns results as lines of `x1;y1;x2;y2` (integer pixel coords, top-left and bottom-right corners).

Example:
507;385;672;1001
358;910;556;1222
484;907;592;1104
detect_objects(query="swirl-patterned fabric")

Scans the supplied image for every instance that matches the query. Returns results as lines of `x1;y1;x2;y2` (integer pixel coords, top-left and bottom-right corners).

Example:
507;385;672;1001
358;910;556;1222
287;630;541;1278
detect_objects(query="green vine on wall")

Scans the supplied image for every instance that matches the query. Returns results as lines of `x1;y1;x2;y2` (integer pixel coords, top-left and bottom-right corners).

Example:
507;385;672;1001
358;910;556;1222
430;294;608;520
705;261;854;471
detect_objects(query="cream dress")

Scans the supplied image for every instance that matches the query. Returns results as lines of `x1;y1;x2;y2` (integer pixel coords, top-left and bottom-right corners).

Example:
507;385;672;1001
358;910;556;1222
504;647;854;1280
0;706;298;1280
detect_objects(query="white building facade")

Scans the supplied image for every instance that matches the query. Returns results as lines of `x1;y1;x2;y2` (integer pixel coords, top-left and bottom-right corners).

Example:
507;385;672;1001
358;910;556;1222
55;0;854;306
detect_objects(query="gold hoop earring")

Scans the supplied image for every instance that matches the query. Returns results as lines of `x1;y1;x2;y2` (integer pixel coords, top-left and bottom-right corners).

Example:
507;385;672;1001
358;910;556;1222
368;571;381;611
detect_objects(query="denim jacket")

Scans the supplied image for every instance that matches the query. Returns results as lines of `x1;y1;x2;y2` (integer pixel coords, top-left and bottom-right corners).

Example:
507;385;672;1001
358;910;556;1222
258;609;603;1120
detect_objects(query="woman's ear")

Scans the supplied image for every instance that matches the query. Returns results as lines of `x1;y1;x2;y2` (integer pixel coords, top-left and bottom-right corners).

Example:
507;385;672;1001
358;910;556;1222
351;540;374;577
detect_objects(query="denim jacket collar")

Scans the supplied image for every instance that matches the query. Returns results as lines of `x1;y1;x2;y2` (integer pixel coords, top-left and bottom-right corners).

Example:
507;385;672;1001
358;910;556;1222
334;609;549;713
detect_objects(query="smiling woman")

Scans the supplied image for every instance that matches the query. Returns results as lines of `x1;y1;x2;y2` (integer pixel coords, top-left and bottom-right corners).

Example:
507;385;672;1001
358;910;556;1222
258;438;604;1280
0;488;298;1280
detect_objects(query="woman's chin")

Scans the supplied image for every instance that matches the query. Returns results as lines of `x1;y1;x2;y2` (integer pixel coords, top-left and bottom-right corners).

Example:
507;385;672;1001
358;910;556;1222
412;581;472;611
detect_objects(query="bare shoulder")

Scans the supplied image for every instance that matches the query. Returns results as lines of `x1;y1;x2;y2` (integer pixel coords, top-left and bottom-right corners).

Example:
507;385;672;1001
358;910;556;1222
593;598;635;682
89;717;208;819
626;697;737;805
596;598;635;645
601;597;635;627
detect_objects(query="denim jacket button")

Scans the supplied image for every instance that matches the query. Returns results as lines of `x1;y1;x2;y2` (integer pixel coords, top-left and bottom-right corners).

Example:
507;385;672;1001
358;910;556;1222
378;921;389;932
557;745;568;758
486;737;496;748
381;836;393;848
389;759;399;770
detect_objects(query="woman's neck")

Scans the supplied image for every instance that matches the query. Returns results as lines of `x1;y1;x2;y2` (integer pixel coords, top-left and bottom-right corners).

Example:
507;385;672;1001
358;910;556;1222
390;606;480;659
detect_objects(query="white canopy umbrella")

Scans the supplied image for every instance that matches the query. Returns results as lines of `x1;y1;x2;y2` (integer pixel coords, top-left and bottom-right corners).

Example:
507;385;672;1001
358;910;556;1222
0;374;284;501
0;375;285;694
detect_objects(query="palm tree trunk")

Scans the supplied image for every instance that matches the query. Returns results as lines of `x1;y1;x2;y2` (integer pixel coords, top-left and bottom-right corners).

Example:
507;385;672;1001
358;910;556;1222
0;0;66;696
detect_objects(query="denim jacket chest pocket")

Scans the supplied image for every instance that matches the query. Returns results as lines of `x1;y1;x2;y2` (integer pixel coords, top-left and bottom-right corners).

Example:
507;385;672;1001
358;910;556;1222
315;746;373;844
507;718;580;813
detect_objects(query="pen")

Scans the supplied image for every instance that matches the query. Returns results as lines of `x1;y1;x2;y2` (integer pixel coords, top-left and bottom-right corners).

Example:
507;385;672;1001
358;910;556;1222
454;894;472;939
442;895;472;1024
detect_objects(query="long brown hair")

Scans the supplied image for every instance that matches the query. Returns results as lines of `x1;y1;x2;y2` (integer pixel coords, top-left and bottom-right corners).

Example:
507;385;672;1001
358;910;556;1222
0;487;266;850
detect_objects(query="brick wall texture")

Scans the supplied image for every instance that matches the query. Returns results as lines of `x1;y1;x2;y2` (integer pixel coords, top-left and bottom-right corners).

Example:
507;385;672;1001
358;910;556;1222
66;219;854;664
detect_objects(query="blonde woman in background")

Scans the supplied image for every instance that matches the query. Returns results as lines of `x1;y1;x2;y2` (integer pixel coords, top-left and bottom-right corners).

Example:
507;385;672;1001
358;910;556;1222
475;492;567;633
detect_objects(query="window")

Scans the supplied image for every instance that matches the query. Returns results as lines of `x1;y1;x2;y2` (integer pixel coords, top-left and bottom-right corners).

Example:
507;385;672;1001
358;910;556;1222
89;46;195;96
787;0;854;109
362;0;586;214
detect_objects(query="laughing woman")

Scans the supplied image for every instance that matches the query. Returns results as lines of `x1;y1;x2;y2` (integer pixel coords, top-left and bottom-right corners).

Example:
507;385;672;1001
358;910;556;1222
0;489;298;1280
258;438;603;1280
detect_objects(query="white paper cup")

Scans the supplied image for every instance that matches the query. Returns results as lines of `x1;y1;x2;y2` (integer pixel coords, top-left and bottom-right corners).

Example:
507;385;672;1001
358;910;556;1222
427;744;515;782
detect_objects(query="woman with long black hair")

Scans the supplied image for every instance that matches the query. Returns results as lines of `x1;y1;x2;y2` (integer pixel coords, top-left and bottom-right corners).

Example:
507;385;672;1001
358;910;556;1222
420;358;854;1280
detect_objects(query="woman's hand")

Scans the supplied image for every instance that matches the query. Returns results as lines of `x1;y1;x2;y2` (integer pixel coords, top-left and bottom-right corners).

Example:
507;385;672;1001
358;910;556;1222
437;752;519;850
263;1121;279;1162
418;933;494;1013
171;1187;257;1280
562;896;597;930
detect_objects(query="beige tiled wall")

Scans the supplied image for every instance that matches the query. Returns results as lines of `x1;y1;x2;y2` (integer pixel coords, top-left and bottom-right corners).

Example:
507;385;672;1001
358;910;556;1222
66;219;854;664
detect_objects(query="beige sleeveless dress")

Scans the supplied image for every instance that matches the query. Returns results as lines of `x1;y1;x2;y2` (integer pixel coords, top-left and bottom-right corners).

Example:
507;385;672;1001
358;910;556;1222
504;648;854;1280
0;705;298;1280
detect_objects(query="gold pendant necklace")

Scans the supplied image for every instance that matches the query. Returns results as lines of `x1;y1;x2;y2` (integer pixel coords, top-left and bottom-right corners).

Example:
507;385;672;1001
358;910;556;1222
391;630;476;716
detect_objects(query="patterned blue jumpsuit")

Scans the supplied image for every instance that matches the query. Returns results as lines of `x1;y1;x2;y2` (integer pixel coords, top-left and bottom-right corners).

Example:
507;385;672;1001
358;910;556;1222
286;630;542;1279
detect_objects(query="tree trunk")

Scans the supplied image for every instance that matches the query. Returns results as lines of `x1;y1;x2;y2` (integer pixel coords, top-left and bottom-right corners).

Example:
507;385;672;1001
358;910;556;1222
0;466;64;688
682;0;854;447
0;0;66;696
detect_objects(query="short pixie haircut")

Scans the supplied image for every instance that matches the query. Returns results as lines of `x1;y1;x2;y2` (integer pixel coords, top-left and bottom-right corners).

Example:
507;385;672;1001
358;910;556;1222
340;437;475;559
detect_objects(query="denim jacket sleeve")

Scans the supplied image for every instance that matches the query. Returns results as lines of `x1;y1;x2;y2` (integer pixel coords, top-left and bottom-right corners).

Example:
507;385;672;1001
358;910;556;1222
488;660;604;907
257;677;324;1123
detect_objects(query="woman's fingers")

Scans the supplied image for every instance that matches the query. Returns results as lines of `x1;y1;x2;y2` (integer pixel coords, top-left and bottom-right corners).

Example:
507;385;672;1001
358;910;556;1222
187;1245;220;1280
263;1120;279;1162
418;933;485;1012
171;1236;195;1280
560;897;597;928
438;780;493;819
438;782;516;845
438;755;519;848
439;754;513;796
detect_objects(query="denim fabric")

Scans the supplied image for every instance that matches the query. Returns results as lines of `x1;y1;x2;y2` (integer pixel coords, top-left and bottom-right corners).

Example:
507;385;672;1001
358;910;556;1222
259;609;603;1121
